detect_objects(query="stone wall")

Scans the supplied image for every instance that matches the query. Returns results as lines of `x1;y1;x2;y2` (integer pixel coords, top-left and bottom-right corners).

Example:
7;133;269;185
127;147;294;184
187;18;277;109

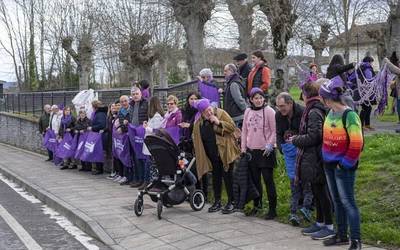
0;112;46;154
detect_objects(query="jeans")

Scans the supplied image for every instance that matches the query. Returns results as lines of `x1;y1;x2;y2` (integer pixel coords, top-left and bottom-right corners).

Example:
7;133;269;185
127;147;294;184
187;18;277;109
325;167;361;240
290;179;313;214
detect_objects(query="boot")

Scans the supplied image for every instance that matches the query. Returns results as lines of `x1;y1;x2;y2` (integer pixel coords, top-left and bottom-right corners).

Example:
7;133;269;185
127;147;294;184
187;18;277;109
264;202;277;220
208;200;222;213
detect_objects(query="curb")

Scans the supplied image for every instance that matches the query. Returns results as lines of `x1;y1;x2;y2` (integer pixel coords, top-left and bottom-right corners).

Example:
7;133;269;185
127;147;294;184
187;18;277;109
0;143;121;250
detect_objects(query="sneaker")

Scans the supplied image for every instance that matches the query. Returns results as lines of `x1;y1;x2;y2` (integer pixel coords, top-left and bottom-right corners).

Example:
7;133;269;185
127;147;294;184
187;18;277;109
45;158;53;162
221;203;234;214
60;165;69;170
323;233;349;246
310;227;335;240
113;176;122;182
107;172;117;179
130;181;143;188
348;239;362;250
289;214;300;226
208;201;221;213
245;206;261;216
120;179;130;185
69;164;78;169
365;125;375;131
118;177;127;183
301;223;322;236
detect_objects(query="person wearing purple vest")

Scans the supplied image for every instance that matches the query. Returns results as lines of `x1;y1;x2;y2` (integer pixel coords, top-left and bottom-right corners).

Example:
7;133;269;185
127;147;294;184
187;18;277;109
197;68;220;107
161;95;182;128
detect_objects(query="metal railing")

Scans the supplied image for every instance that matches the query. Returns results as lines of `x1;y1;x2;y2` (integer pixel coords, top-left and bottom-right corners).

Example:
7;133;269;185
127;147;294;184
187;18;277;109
0;76;226;117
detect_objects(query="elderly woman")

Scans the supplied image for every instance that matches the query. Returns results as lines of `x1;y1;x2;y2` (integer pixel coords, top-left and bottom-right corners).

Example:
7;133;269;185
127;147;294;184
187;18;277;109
161;95;182;128
193;99;240;214
197;68;219;107
223;63;247;128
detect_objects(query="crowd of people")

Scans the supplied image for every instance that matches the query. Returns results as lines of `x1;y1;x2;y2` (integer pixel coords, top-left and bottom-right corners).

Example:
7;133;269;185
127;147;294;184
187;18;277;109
40;50;400;250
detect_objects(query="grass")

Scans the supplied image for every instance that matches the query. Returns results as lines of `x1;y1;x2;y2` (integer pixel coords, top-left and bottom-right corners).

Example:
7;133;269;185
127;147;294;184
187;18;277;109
213;134;400;249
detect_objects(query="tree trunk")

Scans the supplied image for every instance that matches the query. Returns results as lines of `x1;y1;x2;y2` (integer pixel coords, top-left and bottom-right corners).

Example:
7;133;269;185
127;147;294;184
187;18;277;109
226;0;256;54
388;3;400;54
158;57;168;88
28;0;37;90
306;24;330;70
140;65;153;84
39;0;45;89
314;49;323;68
170;0;214;78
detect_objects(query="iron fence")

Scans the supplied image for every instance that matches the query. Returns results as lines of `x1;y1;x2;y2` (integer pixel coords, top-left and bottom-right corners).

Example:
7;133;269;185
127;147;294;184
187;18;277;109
0;76;226;117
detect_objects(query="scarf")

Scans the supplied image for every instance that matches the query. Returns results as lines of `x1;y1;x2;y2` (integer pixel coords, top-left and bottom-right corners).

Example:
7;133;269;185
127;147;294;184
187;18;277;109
295;97;322;181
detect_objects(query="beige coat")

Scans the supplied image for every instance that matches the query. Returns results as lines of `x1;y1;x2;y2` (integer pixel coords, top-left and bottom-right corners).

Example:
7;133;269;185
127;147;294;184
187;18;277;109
384;57;400;97
192;108;240;179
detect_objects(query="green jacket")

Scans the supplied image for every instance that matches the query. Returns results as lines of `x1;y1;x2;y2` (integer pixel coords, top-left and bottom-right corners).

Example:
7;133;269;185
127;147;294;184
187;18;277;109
38;112;50;134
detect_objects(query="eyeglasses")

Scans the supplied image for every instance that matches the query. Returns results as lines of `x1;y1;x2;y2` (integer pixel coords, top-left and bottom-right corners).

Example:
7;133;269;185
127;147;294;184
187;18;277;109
167;102;175;106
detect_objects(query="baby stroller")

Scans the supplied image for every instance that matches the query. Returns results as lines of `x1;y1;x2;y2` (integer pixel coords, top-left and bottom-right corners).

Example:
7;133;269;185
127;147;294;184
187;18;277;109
133;129;206;219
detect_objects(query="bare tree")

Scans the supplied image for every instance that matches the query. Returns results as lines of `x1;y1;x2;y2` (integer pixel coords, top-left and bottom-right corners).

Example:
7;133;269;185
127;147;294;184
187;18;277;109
169;0;215;77
305;24;331;68
226;0;258;54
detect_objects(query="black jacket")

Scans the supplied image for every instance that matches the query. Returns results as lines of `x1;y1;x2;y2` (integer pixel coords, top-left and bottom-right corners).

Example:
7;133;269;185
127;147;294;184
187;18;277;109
326;63;354;80
239;62;251;81
92;106;109;148
38;112;50;134
233;154;260;209
223;73;246;120
275;102;304;153
59;116;77;137
128;99;148;125
292;101;326;184
74;117;91;132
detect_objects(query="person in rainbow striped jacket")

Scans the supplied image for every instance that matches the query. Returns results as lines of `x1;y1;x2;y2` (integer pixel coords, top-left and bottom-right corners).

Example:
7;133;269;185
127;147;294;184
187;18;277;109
319;76;364;250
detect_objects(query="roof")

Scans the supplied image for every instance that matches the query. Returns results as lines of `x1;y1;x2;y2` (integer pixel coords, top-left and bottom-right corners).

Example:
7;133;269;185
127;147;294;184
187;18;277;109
327;23;386;48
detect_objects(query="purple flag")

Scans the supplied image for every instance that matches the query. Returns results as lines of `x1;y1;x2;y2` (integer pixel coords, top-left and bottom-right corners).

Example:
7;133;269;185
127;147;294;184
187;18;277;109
55;133;77;159
79;132;104;163
112;129;133;168
128;125;147;160
165;126;181;145
43;130;57;152
74;132;88;159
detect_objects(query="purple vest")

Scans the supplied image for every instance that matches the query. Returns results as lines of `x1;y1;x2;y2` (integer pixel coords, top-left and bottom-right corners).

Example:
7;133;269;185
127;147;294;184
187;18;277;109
198;81;220;105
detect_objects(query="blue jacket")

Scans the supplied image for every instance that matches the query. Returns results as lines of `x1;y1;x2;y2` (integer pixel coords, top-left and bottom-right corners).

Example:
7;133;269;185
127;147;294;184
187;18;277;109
92;106;108;148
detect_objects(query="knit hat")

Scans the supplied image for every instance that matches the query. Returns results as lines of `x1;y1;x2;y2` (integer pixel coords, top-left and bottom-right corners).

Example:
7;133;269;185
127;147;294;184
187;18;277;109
318;75;344;100
194;98;211;113
233;53;248;61
249;87;264;98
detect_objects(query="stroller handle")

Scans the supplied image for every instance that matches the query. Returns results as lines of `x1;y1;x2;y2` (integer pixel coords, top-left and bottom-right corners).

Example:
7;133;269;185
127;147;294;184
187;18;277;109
186;157;196;172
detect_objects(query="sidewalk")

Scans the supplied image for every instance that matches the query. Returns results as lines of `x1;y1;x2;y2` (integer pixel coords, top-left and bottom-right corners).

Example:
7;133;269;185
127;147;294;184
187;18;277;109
0;143;383;250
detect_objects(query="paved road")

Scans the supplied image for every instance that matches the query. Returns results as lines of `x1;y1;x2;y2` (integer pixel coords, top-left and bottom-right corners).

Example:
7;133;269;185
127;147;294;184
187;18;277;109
0;176;109;250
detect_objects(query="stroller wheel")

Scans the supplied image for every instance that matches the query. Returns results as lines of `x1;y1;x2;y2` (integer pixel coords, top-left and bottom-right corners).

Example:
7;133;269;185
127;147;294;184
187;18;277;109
134;198;144;217
157;200;163;220
190;190;205;211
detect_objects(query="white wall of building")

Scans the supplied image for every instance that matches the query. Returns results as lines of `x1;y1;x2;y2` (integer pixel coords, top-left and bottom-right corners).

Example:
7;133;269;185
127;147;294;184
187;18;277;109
329;44;379;71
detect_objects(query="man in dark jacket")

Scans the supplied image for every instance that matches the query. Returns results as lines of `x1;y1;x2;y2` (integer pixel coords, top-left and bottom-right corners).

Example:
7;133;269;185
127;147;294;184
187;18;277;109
223;63;247;128
275;93;304;153
275;92;313;226
128;86;148;126
127;87;148;187
39;104;52;161
234;53;251;82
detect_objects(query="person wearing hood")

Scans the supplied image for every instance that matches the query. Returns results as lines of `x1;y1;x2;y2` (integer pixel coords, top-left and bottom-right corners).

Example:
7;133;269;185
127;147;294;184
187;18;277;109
241;87;277;219
59;106;77;170
319;77;363;250
192;99;240;214
88;100;108;175
223;63;247;127
197;68;220;107
291;79;335;241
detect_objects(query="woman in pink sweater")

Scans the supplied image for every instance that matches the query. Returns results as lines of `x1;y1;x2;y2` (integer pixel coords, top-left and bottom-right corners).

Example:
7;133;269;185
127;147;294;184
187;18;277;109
241;87;277;219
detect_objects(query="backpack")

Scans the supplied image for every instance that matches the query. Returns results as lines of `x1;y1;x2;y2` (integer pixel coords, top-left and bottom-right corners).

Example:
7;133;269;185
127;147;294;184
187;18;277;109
342;109;364;152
